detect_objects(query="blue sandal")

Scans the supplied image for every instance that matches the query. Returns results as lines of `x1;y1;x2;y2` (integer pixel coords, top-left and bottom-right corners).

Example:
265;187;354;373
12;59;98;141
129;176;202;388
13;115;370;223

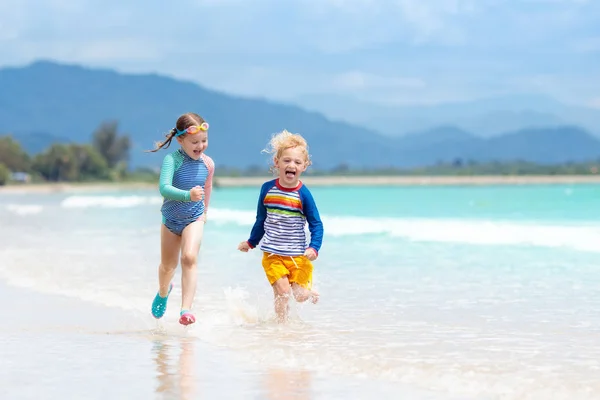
151;283;173;319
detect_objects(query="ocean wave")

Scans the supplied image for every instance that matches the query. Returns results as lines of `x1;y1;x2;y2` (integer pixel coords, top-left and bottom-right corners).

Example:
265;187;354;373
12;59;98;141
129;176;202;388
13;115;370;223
6;204;44;215
60;195;163;208
208;208;600;253
52;197;600;253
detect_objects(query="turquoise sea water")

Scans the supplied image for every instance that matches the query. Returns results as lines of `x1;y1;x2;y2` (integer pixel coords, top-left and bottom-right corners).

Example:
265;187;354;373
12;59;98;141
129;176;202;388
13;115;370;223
1;183;600;399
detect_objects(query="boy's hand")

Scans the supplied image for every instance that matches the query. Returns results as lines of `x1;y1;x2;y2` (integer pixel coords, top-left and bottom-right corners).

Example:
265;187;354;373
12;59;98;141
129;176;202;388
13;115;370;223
238;241;251;252
304;248;318;261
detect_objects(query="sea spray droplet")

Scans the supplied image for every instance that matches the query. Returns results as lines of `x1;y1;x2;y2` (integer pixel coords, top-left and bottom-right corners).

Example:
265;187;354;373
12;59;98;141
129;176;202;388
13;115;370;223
223;287;259;325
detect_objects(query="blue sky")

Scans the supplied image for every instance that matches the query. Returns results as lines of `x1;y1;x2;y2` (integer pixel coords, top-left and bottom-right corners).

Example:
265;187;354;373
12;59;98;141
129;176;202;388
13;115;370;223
1;0;599;108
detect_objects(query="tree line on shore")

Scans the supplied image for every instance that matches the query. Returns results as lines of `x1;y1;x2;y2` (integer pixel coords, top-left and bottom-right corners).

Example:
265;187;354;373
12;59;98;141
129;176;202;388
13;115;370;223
0;121;140;185
1;122;600;185
213;159;600;177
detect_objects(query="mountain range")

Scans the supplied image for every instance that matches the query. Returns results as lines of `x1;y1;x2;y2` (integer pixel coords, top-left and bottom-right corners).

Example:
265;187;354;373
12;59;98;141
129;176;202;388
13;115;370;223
1;61;599;170
293;93;600;138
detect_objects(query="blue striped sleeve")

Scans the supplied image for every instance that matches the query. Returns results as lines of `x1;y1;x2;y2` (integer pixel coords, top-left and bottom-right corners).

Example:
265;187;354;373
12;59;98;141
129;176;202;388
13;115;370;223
299;185;324;253
247;180;275;248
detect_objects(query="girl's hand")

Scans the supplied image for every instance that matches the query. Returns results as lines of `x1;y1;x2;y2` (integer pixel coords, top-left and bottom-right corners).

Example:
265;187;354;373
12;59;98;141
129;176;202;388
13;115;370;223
190;186;204;201
238;241;251;252
304;248;318;261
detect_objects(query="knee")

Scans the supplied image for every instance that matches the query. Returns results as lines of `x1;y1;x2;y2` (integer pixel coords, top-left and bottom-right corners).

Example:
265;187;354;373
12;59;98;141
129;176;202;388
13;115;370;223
294;291;309;303
159;262;177;273
273;284;291;299
180;252;197;269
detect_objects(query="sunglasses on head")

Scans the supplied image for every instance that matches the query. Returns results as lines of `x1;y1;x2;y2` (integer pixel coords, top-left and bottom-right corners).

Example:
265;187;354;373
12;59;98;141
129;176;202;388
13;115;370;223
175;122;209;137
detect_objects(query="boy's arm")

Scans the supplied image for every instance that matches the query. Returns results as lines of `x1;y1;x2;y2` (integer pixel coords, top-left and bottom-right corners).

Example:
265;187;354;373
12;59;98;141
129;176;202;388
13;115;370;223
301;186;324;255
247;182;271;248
159;153;191;201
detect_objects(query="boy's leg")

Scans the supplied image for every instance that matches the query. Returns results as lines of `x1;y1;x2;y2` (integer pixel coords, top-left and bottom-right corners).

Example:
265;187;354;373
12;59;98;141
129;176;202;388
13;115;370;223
262;253;294;322
291;283;319;304
288;256;319;304
179;220;205;316
272;276;292;323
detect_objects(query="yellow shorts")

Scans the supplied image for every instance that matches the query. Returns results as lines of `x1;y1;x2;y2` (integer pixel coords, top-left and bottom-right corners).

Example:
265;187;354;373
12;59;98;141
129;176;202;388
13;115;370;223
261;252;313;290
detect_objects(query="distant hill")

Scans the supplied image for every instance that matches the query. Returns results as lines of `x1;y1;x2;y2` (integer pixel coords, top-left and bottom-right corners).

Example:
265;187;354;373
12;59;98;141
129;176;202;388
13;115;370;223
11;132;71;155
0;61;397;170
293;93;600;138
392;126;600;167
1;61;600;170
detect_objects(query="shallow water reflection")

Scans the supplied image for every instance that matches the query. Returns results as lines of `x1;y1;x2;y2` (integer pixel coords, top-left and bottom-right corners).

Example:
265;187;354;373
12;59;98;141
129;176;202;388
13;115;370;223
263;367;313;400
153;338;196;400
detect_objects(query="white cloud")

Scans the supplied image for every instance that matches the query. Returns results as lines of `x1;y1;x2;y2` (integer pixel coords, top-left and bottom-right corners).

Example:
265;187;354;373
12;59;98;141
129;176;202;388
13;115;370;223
0;0;598;106
522;0;589;3
589;98;600;110
332;71;424;91
72;39;162;62
573;36;600;53
395;0;476;43
297;0;476;48
0;28;18;41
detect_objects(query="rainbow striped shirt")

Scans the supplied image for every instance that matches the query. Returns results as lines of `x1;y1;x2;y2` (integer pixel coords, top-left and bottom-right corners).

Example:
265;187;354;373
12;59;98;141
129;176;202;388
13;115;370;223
247;179;324;256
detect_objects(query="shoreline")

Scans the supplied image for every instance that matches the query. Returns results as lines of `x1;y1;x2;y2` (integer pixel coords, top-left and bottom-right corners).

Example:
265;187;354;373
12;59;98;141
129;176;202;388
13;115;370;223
216;175;600;187
0;181;156;194
1;174;600;193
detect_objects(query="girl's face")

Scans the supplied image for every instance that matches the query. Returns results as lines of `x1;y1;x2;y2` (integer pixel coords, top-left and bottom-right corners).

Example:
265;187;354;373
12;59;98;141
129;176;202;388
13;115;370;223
176;130;208;160
274;146;308;188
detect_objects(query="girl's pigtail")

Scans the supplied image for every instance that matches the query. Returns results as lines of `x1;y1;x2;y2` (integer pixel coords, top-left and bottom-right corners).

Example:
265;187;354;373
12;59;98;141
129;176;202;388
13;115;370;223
146;128;178;153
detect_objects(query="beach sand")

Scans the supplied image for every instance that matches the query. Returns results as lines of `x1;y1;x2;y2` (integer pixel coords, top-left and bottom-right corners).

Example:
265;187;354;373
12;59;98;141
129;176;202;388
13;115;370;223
1;174;600;194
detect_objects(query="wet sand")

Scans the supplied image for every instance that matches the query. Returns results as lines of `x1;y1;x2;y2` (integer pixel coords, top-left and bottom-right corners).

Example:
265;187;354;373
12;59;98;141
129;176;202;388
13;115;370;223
0;282;456;400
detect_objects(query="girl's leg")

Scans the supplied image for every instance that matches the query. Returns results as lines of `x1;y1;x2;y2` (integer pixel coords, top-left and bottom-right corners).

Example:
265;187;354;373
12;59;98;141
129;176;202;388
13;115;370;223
272;276;292;323
179;220;205;312
159;224;181;296
152;224;181;319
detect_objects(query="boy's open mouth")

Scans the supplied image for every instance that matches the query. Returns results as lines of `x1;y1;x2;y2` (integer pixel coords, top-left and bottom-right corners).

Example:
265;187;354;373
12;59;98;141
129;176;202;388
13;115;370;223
285;170;296;178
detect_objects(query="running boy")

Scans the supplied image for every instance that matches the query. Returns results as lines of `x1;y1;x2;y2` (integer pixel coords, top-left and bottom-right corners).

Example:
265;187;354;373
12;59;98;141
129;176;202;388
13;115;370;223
237;129;324;323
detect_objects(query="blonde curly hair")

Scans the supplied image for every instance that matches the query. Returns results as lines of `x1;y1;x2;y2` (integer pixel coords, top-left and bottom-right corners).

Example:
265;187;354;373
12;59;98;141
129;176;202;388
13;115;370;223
262;129;312;172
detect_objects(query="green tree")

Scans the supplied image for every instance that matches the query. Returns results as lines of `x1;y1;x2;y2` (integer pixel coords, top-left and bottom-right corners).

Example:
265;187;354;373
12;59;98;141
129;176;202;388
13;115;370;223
70;144;110;181
92;121;131;169
32;144;109;182
331;163;350;175
0;163;9;185
0;135;30;172
32;144;79;181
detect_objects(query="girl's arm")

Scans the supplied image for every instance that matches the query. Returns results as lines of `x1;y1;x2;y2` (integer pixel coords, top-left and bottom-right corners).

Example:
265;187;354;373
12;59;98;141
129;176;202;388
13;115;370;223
159;153;191;201
201;154;215;213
